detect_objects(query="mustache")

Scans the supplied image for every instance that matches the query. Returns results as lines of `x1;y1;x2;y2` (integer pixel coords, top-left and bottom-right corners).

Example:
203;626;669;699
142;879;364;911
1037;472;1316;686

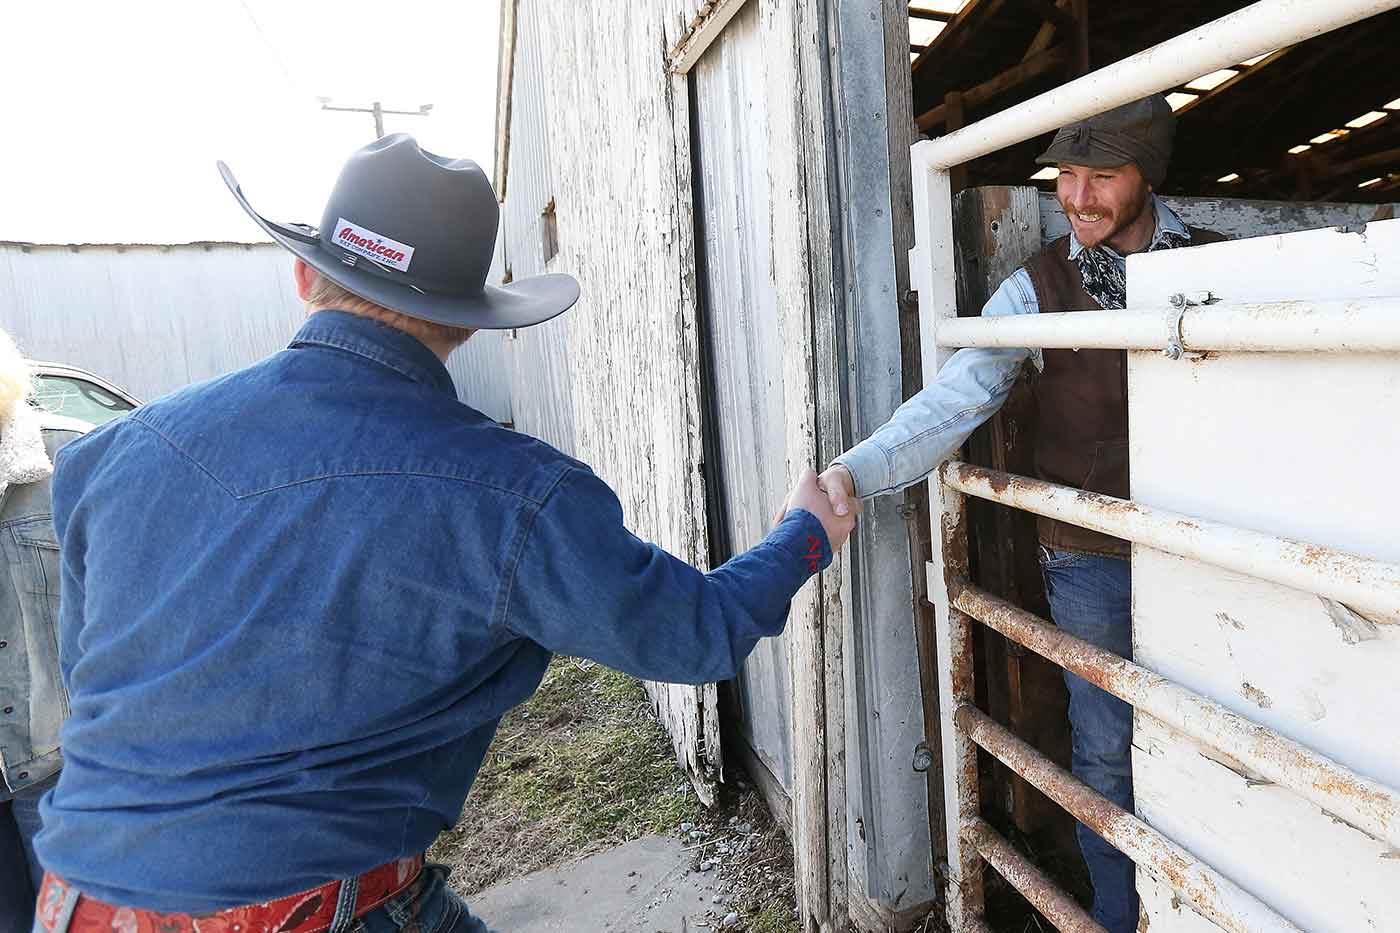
1065;205;1112;215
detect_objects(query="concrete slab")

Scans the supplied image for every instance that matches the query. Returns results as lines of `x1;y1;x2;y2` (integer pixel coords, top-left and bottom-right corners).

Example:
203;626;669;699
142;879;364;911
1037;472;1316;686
466;834;732;932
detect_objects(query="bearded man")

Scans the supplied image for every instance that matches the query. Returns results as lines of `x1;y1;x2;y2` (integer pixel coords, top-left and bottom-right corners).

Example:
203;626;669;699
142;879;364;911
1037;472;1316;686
817;95;1225;932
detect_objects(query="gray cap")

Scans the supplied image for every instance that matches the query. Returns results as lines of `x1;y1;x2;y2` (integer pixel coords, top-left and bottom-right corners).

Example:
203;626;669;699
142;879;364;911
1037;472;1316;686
1036;95;1176;187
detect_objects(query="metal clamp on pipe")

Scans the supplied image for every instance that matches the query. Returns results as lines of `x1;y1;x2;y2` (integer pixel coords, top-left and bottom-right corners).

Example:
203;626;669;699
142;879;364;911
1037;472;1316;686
1165;291;1216;360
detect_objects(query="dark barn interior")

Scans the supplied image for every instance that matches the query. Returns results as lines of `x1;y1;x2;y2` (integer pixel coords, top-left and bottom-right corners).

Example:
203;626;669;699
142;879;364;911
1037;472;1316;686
909;1;1400;203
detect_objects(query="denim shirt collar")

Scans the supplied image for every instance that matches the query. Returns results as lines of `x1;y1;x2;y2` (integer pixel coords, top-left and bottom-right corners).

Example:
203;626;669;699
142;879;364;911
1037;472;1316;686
1066;195;1185;262
289;310;456;397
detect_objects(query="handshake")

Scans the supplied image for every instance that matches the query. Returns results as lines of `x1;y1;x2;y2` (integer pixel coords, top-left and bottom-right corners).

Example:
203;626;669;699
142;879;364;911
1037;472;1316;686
776;464;863;555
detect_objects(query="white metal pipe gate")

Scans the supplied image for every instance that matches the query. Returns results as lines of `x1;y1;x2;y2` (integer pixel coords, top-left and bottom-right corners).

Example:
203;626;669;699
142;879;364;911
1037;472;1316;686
909;1;1400;930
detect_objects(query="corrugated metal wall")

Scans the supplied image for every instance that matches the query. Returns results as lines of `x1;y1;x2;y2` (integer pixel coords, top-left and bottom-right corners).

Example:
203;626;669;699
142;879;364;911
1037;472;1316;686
495;0;574;452
0;242;512;422
0;243;303;401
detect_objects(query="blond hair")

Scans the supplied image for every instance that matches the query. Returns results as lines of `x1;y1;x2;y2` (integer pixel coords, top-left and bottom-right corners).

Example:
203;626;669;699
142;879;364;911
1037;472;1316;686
304;274;475;349
0;329;33;414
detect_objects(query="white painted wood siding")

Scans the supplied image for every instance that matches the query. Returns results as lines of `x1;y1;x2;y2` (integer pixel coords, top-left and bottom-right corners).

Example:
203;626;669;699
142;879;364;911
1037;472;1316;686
691;0;796;794
1127;220;1400;932
498;0;723;802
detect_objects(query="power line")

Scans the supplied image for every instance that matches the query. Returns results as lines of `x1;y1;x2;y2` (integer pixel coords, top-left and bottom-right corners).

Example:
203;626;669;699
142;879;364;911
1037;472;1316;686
236;0;299;93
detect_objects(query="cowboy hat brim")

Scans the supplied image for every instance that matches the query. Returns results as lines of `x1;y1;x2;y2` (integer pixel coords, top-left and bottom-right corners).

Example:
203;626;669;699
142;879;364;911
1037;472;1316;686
219;162;580;331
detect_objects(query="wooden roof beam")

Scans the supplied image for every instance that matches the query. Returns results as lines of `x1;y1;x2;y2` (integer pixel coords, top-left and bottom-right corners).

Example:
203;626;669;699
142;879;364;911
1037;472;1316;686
1328;145;1400;179
1024;0;1074;34
1193;120;1400;203
1168;47;1293;118
911;0;1011;75
1021;0;1071;61
916;43;1072;130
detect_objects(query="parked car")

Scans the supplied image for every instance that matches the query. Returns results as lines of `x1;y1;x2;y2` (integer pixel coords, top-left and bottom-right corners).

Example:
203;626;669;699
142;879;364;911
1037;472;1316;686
29;362;140;426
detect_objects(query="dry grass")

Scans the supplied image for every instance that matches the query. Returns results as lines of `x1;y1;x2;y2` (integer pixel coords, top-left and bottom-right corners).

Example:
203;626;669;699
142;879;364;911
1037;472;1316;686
428;655;805;931
429;656;702;895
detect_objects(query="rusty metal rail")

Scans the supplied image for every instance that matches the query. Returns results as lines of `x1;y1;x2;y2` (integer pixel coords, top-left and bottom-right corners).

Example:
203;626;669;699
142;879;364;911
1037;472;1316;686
961;817;1105;933
940;462;1400;624
950;582;1400;851
955;705;1305;933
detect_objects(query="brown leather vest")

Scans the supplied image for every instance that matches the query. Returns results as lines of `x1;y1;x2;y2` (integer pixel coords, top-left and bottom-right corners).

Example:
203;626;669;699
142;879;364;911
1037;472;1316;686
1023;227;1226;557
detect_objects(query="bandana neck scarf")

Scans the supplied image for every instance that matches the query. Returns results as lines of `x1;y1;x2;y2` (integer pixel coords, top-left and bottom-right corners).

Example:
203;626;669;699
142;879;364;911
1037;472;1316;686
1074;204;1191;310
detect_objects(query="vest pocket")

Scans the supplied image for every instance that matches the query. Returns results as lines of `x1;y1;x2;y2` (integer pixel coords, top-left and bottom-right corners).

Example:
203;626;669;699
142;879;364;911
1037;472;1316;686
1081;439;1129;499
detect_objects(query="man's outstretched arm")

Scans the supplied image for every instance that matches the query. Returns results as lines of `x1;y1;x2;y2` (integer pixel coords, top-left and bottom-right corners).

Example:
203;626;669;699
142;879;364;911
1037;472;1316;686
819;271;1040;511
502;466;854;685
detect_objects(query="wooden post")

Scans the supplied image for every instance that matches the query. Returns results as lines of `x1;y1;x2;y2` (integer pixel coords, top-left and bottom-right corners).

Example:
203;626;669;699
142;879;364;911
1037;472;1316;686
1071;0;1090;75
945;92;969;193
1293;153;1315;201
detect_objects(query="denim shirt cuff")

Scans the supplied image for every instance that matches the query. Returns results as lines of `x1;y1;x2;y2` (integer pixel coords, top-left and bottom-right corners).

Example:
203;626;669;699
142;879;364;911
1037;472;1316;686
831;443;889;500
771;508;834;578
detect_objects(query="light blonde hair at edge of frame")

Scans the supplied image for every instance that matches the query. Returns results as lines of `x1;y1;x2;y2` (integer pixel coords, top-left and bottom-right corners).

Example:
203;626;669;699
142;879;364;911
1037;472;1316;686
304;272;476;348
0;329;35;415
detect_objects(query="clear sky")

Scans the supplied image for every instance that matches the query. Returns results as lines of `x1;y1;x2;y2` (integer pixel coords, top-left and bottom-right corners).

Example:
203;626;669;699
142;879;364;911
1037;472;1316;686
3;0;501;244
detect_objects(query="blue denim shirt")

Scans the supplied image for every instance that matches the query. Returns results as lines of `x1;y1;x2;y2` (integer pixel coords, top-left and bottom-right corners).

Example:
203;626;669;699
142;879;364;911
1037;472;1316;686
37;310;831;912
833;196;1185;497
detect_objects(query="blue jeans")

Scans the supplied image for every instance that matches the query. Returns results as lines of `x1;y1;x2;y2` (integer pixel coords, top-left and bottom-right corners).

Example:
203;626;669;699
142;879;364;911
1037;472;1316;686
31;864;494;933
2;774;55;933
1040;548;1137;933
358;865;494;933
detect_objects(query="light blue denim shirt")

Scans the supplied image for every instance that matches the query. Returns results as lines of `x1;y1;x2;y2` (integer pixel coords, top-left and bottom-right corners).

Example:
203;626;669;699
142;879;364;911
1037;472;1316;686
833;196;1185;498
0;411;86;801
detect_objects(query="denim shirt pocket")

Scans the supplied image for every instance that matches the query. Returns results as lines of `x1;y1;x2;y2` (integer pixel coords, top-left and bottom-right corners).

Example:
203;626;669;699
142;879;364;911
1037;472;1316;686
2;516;69;776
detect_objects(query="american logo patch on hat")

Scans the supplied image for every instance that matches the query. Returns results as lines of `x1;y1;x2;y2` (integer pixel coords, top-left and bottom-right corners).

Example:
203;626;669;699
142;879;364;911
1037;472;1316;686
335;218;415;272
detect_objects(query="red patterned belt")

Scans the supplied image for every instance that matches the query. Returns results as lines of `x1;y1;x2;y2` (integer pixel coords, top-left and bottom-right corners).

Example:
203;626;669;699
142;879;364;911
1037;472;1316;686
35;854;425;933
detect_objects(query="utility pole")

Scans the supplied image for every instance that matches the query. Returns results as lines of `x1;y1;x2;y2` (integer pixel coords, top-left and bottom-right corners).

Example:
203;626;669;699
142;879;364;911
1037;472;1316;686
318;98;433;138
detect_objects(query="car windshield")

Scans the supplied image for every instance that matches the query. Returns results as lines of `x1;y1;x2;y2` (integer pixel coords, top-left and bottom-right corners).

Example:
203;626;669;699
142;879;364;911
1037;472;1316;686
32;373;136;426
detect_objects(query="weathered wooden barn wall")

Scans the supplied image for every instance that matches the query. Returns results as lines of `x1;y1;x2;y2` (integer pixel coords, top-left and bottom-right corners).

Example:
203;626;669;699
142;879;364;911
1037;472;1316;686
496;1;935;929
0;242;513;422
495;0;725;807
690;0;796;816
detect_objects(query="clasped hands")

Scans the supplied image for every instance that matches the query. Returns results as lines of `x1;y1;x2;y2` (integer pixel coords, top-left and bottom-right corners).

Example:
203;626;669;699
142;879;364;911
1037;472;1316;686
773;464;863;556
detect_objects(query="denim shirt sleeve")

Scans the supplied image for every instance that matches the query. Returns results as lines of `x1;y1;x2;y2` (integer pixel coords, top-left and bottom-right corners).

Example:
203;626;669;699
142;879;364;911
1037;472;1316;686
502;466;831;685
830;269;1041;498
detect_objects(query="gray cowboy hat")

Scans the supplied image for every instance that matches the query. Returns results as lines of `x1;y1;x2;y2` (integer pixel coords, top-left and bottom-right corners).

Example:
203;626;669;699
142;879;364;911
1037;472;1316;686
218;134;579;330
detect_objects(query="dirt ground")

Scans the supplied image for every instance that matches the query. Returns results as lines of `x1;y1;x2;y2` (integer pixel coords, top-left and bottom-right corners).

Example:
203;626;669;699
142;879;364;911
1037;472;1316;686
428;656;804;932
